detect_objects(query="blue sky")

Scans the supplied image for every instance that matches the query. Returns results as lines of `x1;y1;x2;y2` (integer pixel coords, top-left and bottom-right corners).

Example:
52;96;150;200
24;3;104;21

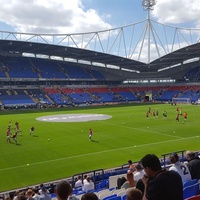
0;0;199;63
0;0;199;34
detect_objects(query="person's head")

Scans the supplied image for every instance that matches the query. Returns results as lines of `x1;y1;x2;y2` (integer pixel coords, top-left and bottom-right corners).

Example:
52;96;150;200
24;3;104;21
135;163;143;171
55;180;72;200
32;187;39;195
126;188;143;200
185;151;196;161
81;193;98;200
86;176;91;183
77;175;82;180
128;160;133;165
26;189;33;198
169;153;179;164
84;175;88;179
140;154;161;177
41;187;47;194
17;195;26;200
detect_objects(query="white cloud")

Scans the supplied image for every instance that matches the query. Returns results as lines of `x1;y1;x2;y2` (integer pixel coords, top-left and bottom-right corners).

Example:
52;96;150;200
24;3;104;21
0;0;112;34
152;0;200;27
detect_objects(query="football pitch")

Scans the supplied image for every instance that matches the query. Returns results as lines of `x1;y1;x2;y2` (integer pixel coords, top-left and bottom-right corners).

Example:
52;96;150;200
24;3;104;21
0;103;200;192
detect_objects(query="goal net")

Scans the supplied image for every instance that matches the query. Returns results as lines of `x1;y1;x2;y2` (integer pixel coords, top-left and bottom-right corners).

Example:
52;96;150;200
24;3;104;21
172;97;191;104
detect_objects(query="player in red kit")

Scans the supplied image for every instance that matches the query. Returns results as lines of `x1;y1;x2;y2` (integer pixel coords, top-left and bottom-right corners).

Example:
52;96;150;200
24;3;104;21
89;128;93;141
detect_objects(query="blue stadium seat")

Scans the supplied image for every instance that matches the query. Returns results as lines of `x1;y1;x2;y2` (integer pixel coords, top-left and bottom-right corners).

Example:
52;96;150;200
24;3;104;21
183;183;199;199
104;195;121;200
103;194;117;200
184;179;198;188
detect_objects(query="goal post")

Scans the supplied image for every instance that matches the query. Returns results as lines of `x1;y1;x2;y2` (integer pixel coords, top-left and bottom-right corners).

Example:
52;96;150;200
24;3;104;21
172;97;191;104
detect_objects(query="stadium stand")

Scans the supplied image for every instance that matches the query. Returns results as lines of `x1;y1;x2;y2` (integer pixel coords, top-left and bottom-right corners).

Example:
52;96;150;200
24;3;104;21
1;84;200;109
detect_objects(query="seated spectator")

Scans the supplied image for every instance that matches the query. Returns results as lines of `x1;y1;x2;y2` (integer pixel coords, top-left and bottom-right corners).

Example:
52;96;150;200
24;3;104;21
82;177;94;193
83;175;88;185
75;175;83;188
18;194;27;200
55;180;71;200
81;193;98;200
9;192;15;200
39;187;51;200
117;175;126;189
39;184;45;195
126;188;142;200
26;189;35;200
169;152;191;183
13;190;20;200
185;150;200;180
32;188;40;200
48;183;55;194
135;179;146;196
4;194;11;200
127;160;135;173
134;163;145;183
140;154;183;200
121;172;135;189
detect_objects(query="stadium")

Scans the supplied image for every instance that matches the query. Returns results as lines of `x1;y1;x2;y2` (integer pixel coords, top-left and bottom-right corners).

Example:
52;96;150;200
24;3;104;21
0;0;200;199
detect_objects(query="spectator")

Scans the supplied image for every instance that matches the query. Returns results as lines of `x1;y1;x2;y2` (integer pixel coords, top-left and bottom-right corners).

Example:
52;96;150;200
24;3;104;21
83;175;88;185
117;176;127;189
48;183;55;194
127;160;135;173
33;188;40;200
185;150;200;180
126;188;142;200
121;171;135;189
39;184;44;195
9;192;15;200
82;177;94;193
140;154;183;200
135;179;146;197
134;163;145;183
13;190;20;200
26;189;35;200
55;180;71;200
81;193;98;200
75;175;83;188
4;194;11;200
18;194;26;200
169;153;191;183
39;187;51;200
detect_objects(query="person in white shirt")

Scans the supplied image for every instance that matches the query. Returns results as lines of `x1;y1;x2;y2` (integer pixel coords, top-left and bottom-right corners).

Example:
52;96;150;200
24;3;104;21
75;175;83;188
83;175;88;185
82;177;94;193
32;188;40;200
133;163;145;183
169;153;191;184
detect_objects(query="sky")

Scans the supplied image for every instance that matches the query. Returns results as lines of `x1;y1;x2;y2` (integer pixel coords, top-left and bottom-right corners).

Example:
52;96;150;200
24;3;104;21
0;0;200;63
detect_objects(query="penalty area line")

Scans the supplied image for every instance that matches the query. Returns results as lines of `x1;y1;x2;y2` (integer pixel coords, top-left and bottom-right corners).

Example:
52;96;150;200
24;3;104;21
0;136;199;172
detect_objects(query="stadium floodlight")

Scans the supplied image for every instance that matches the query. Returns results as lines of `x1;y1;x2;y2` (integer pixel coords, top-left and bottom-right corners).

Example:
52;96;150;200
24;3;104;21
142;0;156;10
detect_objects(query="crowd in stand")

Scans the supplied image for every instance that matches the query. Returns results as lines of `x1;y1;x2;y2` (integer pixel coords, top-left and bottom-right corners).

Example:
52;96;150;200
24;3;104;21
2;150;200;200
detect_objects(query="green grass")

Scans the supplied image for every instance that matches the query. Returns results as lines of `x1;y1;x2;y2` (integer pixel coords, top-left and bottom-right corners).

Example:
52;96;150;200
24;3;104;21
0;103;200;192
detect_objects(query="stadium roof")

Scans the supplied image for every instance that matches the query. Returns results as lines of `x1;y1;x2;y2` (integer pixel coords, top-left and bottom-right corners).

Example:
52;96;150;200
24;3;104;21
0;39;200;75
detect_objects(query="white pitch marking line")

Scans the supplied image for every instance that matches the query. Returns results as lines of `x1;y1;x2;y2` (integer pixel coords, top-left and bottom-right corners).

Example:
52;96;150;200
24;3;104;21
99;121;183;139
